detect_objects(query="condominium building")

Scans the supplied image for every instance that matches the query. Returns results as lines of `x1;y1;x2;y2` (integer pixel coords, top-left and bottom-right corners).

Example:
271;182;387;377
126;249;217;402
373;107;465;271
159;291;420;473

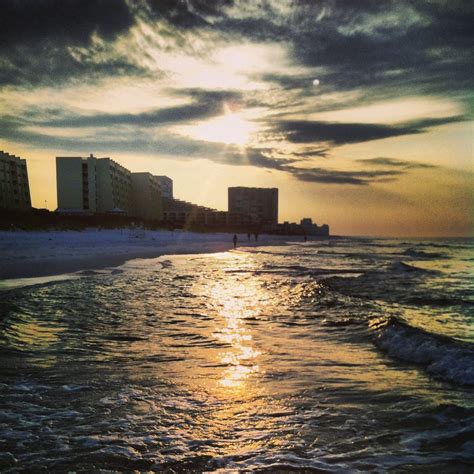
95;157;133;214
56;155;171;220
57;155;132;214
131;172;163;221
0;151;32;210
155;176;173;199
228;187;278;225
162;198;226;227
56;155;98;212
300;218;330;236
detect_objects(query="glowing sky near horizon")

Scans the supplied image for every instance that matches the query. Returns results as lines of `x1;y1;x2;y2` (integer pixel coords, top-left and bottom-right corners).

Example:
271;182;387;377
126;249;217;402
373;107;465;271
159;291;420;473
0;0;472;236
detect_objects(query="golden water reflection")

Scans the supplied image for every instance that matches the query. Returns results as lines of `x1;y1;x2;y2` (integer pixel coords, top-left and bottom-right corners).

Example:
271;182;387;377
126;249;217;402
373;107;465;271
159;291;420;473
210;272;266;396
4;319;64;368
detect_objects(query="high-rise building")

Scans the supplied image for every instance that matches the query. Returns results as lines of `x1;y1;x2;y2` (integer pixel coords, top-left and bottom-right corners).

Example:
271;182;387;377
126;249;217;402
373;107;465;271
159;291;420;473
228;187;278;225
56;155;170;220
0;151;32;210
155;176;173;199
95;157;133;214
56;155;98;212
131;172;163;221
57;155;133;214
300;218;330;236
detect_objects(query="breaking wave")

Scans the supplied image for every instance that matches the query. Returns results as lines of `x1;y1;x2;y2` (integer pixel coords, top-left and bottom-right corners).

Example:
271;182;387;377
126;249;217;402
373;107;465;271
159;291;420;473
373;317;474;386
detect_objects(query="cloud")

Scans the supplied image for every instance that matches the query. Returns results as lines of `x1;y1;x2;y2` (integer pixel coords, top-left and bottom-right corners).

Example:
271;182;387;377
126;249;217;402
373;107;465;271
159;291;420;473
0;109;439;187
270;115;466;146
220;1;474;101
240;148;405;185
0;0;471;193
356;157;437;169
0;0;472;107
138;0;234;28
0;0;140;86
292;147;330;158
0;88;244;137
37;102;227;129
285;167;402;185
275;121;417;145
0;0;134;48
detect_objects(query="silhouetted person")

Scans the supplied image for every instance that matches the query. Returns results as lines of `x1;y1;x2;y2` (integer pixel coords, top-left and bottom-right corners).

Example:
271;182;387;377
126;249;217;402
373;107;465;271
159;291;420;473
247;232;251;241
304;235;307;242
233;234;238;249
255;233;259;241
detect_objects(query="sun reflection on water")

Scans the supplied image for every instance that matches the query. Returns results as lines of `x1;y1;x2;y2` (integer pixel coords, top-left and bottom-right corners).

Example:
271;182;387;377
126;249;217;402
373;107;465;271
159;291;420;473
209;265;265;396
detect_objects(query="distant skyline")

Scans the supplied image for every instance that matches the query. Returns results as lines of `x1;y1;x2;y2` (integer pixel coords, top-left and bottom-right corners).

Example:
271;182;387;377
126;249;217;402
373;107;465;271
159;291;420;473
0;0;472;236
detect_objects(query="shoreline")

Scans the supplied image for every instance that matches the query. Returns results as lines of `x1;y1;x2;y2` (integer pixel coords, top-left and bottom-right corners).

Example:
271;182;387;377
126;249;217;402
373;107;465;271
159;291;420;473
0;243;244;280
0;229;290;281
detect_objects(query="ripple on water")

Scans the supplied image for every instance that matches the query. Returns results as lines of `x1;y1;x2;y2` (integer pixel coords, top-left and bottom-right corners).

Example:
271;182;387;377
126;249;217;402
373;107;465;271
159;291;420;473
0;238;473;471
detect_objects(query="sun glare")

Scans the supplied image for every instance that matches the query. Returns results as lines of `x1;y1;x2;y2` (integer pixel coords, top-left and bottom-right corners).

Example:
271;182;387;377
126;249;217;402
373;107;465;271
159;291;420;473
178;106;258;146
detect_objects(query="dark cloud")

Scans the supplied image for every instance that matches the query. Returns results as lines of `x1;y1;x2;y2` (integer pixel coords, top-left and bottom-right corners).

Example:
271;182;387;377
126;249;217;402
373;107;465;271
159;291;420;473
139;0;234;28
285;167;402;185
292;147;330;158
0;45;142;86
276;121;416;145
220;1;474;97
239;148;405;185
0;0;134;49
1;0;472;97
272;115;466;146
38;103;225;129
357;157;436;169
260;73;316;92
0;0;139;86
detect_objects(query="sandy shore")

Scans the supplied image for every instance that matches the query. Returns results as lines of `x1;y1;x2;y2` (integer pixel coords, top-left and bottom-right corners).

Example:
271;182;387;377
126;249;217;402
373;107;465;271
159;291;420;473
0;229;288;280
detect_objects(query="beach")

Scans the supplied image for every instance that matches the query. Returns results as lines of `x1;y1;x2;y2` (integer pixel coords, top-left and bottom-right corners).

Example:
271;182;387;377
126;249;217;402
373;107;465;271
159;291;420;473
0;229;289;281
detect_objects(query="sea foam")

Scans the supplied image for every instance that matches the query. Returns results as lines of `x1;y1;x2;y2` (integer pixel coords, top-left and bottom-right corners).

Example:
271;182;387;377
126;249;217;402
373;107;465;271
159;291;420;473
375;318;474;386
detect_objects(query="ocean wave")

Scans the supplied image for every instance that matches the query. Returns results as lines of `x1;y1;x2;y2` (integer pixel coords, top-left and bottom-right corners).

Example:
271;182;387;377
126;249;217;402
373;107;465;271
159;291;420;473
414;241;474;250
344;239;399;248
263;264;310;272
405;295;474;307
316;250;388;259
402;248;445;259
323;262;434;294
390;261;435;273
374;317;474;386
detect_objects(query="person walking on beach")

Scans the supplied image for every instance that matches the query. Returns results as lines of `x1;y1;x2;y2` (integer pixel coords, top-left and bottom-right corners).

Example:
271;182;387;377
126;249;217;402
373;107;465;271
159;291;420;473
247;232;251;241
254;232;259;241
233;234;238;249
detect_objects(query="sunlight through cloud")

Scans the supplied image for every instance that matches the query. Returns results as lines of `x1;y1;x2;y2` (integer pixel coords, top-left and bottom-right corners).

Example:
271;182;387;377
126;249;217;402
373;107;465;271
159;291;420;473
177;104;259;146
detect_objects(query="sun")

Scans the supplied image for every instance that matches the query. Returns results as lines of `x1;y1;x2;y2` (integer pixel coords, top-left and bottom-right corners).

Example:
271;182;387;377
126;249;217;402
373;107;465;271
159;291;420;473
192;113;256;145
177;105;258;146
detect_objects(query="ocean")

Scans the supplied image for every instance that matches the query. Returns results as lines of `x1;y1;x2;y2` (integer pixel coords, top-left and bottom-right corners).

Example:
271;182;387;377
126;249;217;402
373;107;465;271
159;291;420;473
0;236;473;471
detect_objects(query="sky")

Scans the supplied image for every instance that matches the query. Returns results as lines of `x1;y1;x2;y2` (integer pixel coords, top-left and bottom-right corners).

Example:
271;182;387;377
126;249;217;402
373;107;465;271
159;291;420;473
0;0;472;236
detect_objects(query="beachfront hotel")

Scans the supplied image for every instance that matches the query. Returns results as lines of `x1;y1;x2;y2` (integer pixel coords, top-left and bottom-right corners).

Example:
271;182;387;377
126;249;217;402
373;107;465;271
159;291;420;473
56;155;132;214
131;172;163;221
228;186;279;226
56;155;170;219
0;151;32;210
